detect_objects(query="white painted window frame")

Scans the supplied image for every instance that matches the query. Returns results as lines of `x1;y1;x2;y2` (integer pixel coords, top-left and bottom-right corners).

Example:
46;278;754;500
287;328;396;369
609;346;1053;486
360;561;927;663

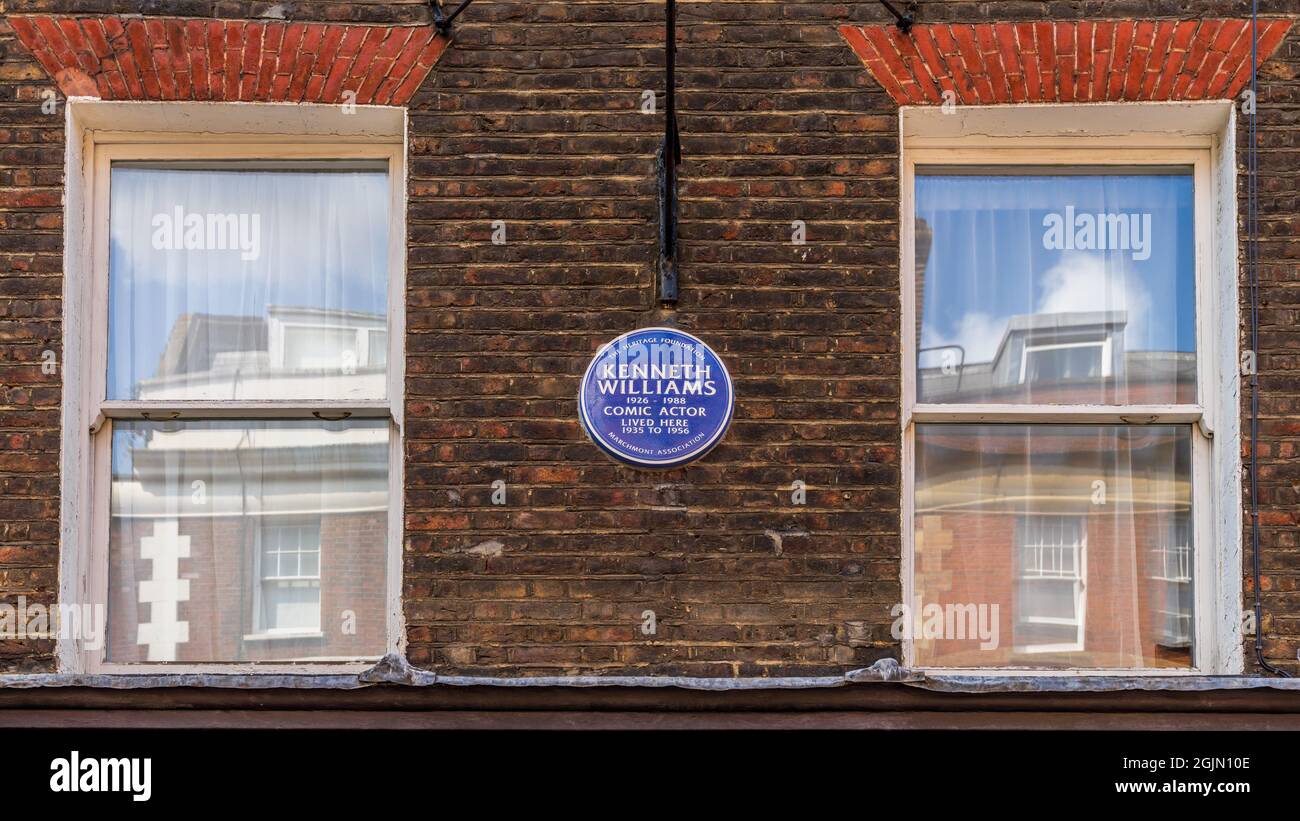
900;102;1243;676
58;100;407;674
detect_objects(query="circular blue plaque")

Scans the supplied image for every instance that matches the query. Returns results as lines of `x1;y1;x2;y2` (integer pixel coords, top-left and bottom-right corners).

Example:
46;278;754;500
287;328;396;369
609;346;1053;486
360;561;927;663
578;327;734;468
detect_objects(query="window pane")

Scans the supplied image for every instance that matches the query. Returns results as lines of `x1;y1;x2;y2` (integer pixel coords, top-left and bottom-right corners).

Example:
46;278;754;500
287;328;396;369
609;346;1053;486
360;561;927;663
283;327;360;372
106;419;389;663
1023;344;1105;384
913;424;1193;669
1154;515;1194;648
262;581;321;633
368;330;388;369
915;170;1195;404
1020;577;1078;621
107;162;390;401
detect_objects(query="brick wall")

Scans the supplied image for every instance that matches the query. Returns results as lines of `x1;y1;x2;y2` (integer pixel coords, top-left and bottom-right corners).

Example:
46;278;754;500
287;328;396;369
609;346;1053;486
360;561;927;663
1;0;1297;677
403;2;903;677
0;1;66;674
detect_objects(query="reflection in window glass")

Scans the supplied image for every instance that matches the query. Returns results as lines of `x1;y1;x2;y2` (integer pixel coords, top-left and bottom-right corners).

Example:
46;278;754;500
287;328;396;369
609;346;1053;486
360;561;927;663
1021;342;1107;385
1154;515;1194;648
1016;516;1085;652
913;424;1193;669
258;517;322;634
283;327;360;372
107;162;390;401
368;330;388;369
914;170;1195;404
107;419;389;663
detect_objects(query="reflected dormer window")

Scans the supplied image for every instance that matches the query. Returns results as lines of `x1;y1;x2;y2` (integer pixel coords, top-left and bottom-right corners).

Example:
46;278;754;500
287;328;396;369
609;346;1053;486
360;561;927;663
1020;338;1111;385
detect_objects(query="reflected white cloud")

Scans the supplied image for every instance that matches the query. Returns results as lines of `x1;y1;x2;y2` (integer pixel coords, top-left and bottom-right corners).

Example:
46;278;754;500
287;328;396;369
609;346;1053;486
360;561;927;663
108;163;390;401
921;311;1007;366
921;252;1154;368
1036;251;1151;344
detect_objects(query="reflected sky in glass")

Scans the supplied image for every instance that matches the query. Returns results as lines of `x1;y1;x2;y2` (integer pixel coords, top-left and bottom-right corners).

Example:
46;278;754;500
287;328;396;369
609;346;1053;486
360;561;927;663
915;171;1195;404
107;164;390;401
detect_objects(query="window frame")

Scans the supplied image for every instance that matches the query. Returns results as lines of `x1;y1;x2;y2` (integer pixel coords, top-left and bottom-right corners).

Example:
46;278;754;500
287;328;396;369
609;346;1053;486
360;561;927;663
59;101;406;674
900;103;1240;676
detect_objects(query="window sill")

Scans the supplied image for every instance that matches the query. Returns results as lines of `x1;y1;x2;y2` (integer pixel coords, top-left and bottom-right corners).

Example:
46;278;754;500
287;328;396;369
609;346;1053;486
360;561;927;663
1;671;1297;693
242;631;325;642
8;657;1290;692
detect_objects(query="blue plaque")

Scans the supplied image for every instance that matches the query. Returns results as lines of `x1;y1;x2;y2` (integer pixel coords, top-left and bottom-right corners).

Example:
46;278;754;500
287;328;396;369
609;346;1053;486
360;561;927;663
579;327;734;468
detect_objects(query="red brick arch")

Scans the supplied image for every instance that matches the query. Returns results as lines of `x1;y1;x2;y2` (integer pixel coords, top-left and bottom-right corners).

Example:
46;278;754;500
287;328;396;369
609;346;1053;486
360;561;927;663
839;19;1292;105
8;15;448;106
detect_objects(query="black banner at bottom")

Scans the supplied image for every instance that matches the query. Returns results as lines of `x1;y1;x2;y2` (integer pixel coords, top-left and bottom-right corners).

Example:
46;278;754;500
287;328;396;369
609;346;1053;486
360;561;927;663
1;728;1292;809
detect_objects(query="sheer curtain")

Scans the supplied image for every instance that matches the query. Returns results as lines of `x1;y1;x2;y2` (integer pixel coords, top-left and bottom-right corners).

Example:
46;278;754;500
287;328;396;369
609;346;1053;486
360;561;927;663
107;163;390;401
911;169;1197;669
104;162;391;664
913;424;1191;669
914;170;1196;405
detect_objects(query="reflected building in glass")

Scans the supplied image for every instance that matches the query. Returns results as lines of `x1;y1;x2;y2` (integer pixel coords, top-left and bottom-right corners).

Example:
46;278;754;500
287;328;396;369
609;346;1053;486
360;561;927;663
107;307;390;663
911;170;1197;669
913;424;1192;669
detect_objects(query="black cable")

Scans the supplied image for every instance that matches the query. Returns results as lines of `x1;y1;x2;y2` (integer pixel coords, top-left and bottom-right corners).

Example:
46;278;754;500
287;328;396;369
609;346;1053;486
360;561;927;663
878;0;914;33
665;0;677;231
432;0;474;34
1248;0;1290;677
657;0;680;303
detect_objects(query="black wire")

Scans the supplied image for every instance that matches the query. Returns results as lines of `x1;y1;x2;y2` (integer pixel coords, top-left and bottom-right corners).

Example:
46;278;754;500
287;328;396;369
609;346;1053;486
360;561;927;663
878;0;914;33
658;0;680;303
1248;0;1290;677
432;0;474;34
665;0;677;224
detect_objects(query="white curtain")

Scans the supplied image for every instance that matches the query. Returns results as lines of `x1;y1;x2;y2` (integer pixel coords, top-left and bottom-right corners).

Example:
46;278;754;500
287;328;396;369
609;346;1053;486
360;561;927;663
911;169;1197;670
914;170;1196;405
107;163;390;401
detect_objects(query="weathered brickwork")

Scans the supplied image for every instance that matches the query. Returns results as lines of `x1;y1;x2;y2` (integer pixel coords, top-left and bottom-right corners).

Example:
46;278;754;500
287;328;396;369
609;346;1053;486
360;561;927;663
10;15;447;103
840;19;1292;103
1248;5;1300;674
0;1;1297;678
0;2;65;673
